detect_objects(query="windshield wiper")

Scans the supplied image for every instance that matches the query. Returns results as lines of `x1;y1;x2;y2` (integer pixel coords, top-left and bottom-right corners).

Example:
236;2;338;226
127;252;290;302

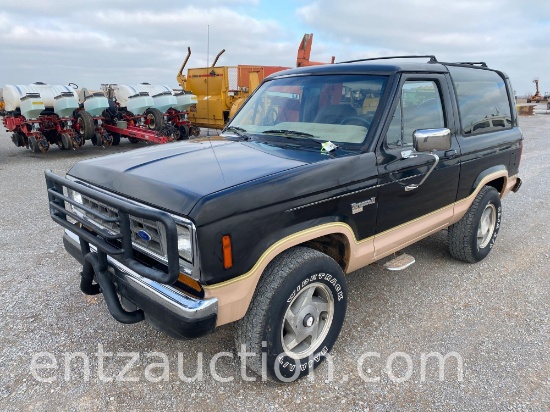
262;129;315;138
261;129;327;148
223;126;250;140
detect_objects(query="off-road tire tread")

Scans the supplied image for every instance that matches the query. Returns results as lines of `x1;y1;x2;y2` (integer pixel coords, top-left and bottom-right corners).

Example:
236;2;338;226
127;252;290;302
448;186;499;263
235;246;337;381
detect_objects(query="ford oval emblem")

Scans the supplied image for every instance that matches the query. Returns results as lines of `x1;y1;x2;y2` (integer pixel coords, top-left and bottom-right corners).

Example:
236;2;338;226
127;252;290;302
137;230;152;242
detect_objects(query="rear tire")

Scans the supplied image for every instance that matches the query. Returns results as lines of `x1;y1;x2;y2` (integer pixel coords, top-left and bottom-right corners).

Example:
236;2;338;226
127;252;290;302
128;137;139;144
235;247;347;382
448;186;502;263
76;110;95;140
145;108;163;131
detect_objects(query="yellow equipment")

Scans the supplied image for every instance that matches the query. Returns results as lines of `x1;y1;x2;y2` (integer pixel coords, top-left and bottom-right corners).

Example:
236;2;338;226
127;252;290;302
177;48;288;129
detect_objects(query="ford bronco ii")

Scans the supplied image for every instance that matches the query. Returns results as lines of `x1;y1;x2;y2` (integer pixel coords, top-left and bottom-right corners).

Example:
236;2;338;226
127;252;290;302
46;56;522;381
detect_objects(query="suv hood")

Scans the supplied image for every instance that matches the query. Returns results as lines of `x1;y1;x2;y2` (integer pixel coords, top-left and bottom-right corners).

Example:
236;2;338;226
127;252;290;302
68;139;309;215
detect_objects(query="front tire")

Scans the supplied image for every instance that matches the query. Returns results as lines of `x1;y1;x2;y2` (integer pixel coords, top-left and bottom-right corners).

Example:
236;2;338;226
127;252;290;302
448;186;502;263
236;247;347;382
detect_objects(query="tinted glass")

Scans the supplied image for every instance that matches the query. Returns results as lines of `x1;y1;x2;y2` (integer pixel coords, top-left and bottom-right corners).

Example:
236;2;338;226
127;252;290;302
386;80;445;148
448;66;512;136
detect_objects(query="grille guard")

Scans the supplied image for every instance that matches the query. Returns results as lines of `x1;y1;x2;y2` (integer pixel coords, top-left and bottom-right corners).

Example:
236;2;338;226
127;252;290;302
45;169;181;285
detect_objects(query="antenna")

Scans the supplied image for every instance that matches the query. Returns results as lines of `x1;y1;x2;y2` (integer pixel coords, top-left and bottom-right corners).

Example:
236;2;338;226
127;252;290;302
204;25;224;182
207;25;210;137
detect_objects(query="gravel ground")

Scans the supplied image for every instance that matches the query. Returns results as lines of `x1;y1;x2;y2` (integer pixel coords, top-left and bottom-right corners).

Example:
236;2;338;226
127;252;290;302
0;114;548;411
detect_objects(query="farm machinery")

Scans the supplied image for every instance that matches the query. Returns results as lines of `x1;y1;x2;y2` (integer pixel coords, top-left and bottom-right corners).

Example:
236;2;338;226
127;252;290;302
177;48;288;128
176;33;334;129
97;84;199;144
2;81;199;154
2;82;102;153
526;79;549;103
0;88;5;114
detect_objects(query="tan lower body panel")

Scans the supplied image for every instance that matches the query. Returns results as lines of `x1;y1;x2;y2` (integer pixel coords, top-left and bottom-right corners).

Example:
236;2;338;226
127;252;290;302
205;171;515;326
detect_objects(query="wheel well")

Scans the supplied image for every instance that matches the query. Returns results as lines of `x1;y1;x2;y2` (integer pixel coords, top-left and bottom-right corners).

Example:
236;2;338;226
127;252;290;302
301;233;350;271
485;177;505;195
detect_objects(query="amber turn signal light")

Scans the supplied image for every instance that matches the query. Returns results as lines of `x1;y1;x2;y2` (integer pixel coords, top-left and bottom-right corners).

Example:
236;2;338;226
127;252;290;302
177;273;202;293
222;235;233;269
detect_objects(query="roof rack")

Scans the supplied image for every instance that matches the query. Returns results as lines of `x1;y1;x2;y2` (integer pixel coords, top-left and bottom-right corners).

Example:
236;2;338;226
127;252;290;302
337;55;438;64
453;61;488;68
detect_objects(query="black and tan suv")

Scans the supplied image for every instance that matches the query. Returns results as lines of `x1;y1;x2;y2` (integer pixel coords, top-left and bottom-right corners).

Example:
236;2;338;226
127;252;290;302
46;55;522;382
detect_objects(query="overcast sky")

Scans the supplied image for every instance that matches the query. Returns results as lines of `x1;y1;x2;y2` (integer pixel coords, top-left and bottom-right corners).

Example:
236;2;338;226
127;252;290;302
0;0;548;96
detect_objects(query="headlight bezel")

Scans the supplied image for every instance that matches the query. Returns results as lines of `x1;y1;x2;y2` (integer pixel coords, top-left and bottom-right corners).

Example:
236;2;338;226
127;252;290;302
176;223;193;263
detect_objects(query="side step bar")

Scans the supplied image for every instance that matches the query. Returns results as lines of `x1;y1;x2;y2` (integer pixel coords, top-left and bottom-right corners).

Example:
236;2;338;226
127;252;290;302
380;253;416;271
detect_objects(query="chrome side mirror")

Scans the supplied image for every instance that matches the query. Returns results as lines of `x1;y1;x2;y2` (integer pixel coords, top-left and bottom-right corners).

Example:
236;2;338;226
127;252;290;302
399;128;451;192
413;128;451;152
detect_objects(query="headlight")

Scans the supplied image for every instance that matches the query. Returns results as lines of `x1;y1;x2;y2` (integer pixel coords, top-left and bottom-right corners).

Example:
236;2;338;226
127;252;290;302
67;188;84;219
177;225;192;262
67;188;83;205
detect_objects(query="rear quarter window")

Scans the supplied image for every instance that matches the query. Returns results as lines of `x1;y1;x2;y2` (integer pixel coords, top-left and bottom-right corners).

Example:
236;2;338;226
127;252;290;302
448;66;512;136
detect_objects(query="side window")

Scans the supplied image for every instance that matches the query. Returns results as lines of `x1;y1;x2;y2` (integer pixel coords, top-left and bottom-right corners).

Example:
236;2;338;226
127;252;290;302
448;66;512;136
386;80;445;148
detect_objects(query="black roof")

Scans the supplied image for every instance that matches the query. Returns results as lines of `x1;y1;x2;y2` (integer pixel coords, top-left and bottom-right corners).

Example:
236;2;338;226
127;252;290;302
268;56;499;79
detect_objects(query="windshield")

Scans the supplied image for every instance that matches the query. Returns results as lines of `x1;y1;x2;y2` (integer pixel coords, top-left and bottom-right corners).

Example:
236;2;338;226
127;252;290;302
228;74;388;147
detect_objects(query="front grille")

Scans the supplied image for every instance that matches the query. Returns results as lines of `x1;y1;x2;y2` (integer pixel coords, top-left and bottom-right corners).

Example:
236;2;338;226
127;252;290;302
79;194;167;259
46;169;182;284
129;216;166;257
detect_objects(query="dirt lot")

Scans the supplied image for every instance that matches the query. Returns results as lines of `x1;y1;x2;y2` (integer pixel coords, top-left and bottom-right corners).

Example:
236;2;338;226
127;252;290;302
0;114;548;411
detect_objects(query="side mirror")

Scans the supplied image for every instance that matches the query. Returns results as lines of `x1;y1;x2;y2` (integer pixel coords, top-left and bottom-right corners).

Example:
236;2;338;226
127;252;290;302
413;128;451;152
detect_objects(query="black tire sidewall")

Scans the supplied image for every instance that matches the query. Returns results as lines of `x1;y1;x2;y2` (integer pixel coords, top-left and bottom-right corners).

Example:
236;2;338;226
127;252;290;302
29;136;39;153
76;111;95;140
111;133;120;146
263;260;347;382
469;188;502;261
146;108;163;131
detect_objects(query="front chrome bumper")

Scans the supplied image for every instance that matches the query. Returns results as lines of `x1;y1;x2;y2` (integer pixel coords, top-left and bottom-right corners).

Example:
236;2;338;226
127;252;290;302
64;230;218;339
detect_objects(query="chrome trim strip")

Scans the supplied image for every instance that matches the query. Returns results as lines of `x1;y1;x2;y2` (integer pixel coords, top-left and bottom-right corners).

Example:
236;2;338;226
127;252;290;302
65;230;217;319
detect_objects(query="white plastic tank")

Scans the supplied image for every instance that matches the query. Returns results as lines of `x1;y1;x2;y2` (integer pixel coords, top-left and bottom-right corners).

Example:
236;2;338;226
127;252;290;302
79;88;109;117
173;90;198;111
138;83;178;113
3;84;45;118
110;84;154;115
29;83;79;118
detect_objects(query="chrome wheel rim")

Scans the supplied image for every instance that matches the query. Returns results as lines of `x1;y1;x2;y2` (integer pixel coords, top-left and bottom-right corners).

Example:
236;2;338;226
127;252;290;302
477;204;496;249
281;282;334;359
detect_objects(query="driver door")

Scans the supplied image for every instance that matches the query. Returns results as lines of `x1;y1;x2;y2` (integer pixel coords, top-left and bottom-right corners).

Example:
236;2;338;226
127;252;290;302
374;74;461;257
